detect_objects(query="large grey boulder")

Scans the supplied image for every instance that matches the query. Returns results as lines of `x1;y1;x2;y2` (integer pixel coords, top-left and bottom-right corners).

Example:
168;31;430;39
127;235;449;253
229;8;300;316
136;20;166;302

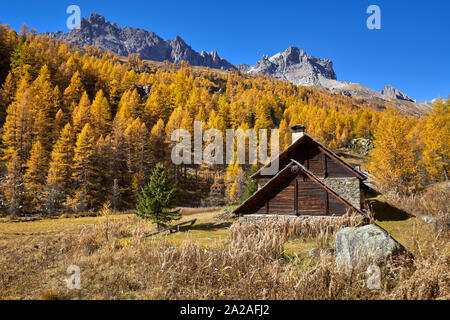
335;224;403;270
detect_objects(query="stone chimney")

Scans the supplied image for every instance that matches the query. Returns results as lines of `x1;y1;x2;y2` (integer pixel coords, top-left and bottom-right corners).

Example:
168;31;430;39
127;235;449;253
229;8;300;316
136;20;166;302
291;124;306;144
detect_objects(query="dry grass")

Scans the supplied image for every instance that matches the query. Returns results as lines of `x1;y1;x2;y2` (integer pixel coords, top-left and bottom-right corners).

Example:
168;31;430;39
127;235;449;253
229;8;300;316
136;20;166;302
382;183;449;218
380;183;449;238
179;207;223;216
376;218;449;256
232;212;365;257
0;186;448;300
0;207;448;300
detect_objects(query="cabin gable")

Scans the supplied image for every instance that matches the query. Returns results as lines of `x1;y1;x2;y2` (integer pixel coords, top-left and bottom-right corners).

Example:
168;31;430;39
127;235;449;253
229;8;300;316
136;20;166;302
235;161;366;218
253;136;364;181
237;127;367;219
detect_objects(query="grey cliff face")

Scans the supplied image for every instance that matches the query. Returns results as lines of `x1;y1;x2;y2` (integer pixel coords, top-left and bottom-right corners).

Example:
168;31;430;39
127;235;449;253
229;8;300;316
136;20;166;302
46;13;235;70
380;85;415;102
245;46;337;86
236;63;250;72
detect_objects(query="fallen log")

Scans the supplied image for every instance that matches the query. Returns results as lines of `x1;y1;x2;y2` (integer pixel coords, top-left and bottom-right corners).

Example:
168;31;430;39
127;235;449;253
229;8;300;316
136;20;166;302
144;218;197;238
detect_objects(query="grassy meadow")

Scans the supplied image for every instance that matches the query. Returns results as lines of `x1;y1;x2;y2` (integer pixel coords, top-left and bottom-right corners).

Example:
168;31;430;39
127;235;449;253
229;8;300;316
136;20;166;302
0;190;448;300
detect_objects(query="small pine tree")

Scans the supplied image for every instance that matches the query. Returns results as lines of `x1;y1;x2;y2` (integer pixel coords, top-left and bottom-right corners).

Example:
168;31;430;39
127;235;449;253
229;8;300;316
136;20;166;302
136;163;180;230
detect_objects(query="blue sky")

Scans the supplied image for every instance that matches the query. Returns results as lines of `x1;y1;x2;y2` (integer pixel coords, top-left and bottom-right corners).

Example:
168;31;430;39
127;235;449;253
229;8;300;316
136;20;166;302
1;0;449;102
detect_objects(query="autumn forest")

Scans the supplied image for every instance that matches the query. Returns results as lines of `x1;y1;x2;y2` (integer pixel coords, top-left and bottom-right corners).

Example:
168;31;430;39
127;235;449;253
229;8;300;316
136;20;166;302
0;23;448;216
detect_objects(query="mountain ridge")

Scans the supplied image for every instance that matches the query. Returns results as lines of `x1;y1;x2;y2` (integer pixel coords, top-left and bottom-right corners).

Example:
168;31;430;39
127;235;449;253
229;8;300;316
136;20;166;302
46;13;235;70
240;47;431;115
242;46;337;87
46;13;431;115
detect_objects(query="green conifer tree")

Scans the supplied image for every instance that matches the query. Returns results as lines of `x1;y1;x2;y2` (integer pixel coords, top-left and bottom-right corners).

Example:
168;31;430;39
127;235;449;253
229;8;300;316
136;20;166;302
136;163;180;230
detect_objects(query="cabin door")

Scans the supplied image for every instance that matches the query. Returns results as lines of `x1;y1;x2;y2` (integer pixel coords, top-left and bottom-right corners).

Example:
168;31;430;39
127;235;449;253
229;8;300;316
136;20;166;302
295;178;328;215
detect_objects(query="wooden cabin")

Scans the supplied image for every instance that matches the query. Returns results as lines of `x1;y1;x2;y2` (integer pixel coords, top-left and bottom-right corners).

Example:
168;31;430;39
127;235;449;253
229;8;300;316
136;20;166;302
233;125;368;218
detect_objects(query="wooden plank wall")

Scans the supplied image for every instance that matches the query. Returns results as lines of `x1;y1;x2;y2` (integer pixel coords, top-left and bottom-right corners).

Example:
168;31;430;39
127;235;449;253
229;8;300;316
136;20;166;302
267;179;296;215
306;148;326;177
255;178;295;215
254;173;349;216
326;193;348;216
296;179;327;215
326;155;354;178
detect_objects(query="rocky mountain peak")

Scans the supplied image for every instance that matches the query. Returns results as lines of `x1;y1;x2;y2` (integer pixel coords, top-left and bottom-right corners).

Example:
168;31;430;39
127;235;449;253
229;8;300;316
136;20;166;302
240;47;427;115
172;35;186;44
46;13;235;70
281;46;306;61
380;85;415;102
86;13;106;25
245;46;336;87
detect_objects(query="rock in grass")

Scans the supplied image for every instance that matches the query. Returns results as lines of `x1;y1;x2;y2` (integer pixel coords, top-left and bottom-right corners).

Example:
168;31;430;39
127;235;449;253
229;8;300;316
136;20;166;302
421;216;436;224
335;224;403;270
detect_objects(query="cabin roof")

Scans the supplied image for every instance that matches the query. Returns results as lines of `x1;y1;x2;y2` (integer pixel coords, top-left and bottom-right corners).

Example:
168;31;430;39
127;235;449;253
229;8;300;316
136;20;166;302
234;159;367;217
251;134;367;180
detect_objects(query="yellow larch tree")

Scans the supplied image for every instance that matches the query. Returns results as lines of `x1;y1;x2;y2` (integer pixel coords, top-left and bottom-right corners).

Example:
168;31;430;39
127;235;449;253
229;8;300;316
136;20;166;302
2;148;24;214
72;123;100;210
367;108;420;194
46;123;74;210
421;98;450;181
31;65;58;151
2;70;33;165
150;118;166;164
63;71;85;113
143;83;173;127
89;89;111;136
72;91;91;135
24;140;48;211
124;117;151;200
